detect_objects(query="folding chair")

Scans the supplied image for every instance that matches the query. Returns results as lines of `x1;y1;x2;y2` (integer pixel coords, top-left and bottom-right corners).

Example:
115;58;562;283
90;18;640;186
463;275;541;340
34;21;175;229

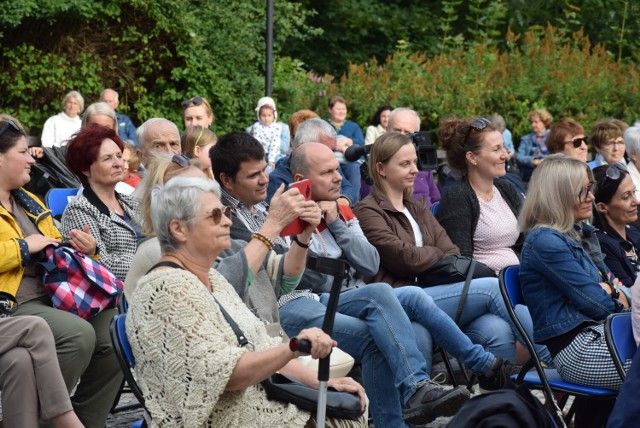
499;265;618;427
45;188;79;219
605;312;637;381
109;313;147;425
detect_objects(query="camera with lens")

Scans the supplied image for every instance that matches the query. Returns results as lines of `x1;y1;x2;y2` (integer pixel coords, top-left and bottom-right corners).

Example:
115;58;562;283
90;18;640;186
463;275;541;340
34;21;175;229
344;131;438;185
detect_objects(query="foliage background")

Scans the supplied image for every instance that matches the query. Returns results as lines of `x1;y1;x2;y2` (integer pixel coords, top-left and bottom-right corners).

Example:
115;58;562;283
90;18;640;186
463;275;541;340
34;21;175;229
0;0;639;144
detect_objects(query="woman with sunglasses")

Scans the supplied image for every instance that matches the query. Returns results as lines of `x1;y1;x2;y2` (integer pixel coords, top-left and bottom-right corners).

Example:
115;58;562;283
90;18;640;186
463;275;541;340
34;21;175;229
0;117;122;427
126;176;366;426
520;155;629;393
593;163;640;288
182;96;215;129
61;125;141;281
436;117;523;276
181;125;217;179
546;118;589;162
588;120;628;169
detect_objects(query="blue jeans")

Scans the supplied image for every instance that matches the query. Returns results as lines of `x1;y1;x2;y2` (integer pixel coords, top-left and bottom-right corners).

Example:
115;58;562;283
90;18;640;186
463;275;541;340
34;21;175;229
421;277;553;365
279;283;495;426
280;285;424;427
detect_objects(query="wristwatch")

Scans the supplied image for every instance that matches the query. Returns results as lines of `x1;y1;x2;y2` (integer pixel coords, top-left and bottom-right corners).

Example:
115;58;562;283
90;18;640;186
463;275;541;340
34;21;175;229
291;235;311;249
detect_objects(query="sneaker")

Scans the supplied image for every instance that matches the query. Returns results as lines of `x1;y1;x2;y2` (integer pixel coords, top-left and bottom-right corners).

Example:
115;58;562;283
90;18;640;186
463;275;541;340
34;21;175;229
477;356;519;392
403;380;471;425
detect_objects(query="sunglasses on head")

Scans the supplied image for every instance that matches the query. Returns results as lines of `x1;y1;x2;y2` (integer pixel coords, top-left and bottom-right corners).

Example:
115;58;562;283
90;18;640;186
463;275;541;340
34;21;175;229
171;154;190;168
567;136;589;148
597;162;628;187
206;206;232;225
0;121;22;139
463;118;491;146
181;96;204;108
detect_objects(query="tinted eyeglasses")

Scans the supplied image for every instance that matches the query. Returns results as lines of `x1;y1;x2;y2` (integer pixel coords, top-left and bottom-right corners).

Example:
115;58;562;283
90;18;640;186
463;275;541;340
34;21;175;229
0;121;22;139
598;162;628;185
578;181;595;203
463;118;491;146
171;154;190;168
566;136;589;148
181;96;204;108
205;206;232;225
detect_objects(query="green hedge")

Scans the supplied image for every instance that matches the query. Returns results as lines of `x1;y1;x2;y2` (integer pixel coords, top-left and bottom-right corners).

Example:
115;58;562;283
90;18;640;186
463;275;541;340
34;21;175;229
276;26;639;145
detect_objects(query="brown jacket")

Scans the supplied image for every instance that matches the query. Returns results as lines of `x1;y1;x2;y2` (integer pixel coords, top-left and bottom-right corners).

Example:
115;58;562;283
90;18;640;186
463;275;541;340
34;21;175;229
353;186;459;287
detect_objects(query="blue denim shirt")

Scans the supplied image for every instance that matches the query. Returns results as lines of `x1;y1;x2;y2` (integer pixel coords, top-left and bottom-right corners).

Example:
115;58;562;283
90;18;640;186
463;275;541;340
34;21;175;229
520;227;624;343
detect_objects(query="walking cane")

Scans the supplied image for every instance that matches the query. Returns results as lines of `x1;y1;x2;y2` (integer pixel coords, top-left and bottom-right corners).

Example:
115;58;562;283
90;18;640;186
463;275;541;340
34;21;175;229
289;255;350;428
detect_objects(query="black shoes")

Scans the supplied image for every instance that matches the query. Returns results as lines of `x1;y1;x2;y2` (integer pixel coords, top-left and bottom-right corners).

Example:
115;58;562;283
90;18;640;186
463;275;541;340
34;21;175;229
403;380;471;425
477;356;519;392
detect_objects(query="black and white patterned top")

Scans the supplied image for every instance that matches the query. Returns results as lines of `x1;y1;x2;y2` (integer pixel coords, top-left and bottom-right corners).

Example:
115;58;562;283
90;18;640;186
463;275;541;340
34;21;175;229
60;185;140;281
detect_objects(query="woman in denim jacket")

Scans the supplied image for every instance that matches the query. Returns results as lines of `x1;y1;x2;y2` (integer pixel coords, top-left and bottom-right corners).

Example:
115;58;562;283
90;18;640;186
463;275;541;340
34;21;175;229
519;154;630;391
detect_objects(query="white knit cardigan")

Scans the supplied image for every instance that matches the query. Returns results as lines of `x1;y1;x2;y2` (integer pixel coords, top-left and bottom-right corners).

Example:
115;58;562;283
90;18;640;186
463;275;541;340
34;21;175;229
127;268;310;427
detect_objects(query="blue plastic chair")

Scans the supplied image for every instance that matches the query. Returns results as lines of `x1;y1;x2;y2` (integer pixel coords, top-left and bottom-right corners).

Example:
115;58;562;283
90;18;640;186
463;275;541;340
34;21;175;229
110;313;147;426
45;188;79;219
430;201;440;215
605;312;636;381
499;265;617;427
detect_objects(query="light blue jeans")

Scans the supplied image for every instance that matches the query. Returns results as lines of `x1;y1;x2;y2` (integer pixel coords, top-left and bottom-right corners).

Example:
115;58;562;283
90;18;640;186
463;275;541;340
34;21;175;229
279;282;496;426
421;277;553;366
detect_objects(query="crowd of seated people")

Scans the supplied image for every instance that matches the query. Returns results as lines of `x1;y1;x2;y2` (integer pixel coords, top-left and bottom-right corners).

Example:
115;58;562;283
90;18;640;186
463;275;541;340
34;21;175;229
3;88;640;427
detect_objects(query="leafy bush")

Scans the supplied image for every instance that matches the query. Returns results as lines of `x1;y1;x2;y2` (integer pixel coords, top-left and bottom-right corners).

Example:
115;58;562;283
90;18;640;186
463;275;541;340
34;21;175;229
280;26;639;146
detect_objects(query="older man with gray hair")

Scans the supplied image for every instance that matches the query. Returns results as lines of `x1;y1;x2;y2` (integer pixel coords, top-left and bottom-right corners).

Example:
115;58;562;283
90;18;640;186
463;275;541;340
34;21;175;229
136;118;182;168
266;117;358;204
376;107;441;208
99;88;138;145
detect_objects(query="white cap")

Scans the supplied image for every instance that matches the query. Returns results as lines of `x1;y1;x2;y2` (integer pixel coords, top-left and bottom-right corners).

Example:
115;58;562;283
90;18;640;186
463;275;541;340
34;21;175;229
255;96;277;121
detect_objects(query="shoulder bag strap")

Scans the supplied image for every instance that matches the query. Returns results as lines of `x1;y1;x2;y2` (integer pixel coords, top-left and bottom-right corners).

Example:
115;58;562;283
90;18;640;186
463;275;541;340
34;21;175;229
454;258;476;325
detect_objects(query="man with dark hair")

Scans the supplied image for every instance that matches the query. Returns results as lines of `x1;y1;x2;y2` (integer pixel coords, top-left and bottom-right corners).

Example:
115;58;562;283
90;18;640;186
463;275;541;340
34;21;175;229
211;132;289;250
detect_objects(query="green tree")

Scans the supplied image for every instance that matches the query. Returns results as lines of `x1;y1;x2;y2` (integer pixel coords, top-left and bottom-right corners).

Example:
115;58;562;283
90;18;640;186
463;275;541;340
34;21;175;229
0;0;318;134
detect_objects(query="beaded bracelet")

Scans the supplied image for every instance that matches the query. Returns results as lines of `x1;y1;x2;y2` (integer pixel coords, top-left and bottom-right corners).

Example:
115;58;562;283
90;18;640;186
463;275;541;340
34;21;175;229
251;232;275;251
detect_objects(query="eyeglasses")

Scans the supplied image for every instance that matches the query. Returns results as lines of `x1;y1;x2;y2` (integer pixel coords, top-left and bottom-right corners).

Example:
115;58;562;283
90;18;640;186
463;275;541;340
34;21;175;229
181;96;204;108
204;206;231;225
577;181;595;203
565;136;589;148
0;121;22;139
463;118;491;147
603;139;624;147
171;154;190;168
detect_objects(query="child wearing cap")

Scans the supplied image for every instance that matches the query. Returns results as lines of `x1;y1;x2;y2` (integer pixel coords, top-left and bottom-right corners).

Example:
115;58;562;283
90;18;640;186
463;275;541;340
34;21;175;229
246;97;291;170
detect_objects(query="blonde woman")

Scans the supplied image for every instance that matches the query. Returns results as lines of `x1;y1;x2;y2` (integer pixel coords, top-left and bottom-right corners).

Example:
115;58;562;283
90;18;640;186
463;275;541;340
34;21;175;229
519;154;629;391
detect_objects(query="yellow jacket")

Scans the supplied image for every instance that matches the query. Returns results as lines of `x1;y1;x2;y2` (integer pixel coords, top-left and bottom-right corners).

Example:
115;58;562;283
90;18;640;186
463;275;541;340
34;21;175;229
0;188;61;297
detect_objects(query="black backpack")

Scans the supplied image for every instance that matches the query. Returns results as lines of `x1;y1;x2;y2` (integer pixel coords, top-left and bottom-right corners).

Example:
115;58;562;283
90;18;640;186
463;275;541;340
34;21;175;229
446;382;556;428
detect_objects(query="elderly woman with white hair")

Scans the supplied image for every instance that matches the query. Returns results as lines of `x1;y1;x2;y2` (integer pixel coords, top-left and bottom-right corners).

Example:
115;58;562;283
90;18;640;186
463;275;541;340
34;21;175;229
41;90;84;148
126;176;366;426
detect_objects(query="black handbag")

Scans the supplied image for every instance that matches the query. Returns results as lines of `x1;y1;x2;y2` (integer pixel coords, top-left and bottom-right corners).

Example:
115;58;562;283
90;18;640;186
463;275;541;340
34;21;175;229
261;373;363;420
212;289;364;420
417;255;496;287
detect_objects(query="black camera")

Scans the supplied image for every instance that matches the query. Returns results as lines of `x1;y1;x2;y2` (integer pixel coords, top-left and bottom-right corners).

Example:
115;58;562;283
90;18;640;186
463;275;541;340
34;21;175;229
344;131;438;185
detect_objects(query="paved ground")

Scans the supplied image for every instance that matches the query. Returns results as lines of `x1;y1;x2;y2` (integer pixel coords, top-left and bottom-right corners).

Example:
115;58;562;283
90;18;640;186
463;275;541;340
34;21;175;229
105;389;553;427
